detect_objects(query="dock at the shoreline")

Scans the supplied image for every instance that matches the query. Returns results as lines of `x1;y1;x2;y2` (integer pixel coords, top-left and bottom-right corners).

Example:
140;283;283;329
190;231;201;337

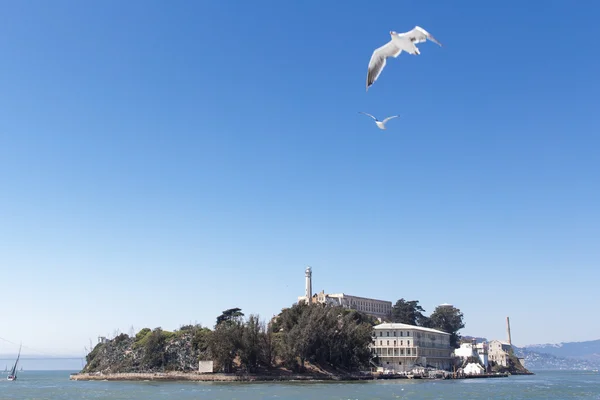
453;373;510;379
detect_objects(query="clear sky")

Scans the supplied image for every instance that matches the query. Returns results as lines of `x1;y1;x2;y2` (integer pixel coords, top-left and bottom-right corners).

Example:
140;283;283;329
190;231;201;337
1;0;599;359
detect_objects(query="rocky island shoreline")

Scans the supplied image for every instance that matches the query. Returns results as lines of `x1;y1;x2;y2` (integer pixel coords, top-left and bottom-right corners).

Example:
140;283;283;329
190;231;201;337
69;369;524;382
69;371;375;382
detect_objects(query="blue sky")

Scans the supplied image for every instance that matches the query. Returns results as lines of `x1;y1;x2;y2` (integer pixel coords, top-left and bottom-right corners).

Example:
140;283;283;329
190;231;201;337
1;0;599;359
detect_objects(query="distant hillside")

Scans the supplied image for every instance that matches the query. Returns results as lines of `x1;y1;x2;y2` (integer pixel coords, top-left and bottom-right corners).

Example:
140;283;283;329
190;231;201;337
514;347;600;371
522;340;600;361
459;337;600;370
461;336;488;344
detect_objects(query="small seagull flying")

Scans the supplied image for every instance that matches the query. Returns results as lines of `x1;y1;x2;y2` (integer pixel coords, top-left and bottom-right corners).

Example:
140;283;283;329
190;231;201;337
366;26;442;91
359;112;400;130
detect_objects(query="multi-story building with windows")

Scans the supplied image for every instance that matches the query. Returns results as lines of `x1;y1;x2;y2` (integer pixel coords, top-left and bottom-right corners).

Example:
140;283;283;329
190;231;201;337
297;266;392;319
370;322;453;372
313;291;392;318
488;340;511;367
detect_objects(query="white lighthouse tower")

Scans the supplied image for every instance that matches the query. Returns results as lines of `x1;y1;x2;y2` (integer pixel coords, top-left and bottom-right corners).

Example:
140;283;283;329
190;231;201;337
305;266;312;303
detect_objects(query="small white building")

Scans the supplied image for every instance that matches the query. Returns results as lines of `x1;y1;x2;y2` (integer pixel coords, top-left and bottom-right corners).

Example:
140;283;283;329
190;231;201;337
370;323;453;372
454;342;476;359
198;361;214;373
464;362;485;375
454;340;489;369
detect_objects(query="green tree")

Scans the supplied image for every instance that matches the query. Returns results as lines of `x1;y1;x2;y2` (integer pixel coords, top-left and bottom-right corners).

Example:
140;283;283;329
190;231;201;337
209;320;243;372
391;299;427;325
135;328;151;342
239;314;261;373
342;308;379;326
274;303;307;333
142;328;167;369
275;303;374;372
191;326;213;354
114;333;129;344
216;308;245;326
287;307;316;370
261;320;276;368
427;305;465;348
209;311;277;373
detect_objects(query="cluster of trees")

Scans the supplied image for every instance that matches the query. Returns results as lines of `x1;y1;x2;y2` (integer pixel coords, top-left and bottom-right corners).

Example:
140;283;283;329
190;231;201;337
85;304;376;374
272;302;376;371
389;299;465;348
207;308;273;373
85;298;465;374
207;304;376;373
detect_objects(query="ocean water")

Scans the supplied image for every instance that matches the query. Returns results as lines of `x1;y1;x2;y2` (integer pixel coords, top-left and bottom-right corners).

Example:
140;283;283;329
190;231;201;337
0;370;599;400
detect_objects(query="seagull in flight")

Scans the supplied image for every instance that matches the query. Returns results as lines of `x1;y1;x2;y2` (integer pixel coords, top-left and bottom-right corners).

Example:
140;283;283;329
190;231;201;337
366;26;442;91
359;112;400;130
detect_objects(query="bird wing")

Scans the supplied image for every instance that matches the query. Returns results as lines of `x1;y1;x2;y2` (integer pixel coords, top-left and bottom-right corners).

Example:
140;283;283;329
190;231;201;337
400;26;442;47
382;115;400;124
358;111;378;121
366;40;402;90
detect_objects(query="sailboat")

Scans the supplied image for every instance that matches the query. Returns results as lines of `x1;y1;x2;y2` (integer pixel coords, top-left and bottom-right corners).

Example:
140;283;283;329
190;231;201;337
7;344;21;381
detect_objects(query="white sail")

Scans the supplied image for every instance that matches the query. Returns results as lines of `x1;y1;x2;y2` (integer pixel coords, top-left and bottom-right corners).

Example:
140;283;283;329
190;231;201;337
7;344;21;381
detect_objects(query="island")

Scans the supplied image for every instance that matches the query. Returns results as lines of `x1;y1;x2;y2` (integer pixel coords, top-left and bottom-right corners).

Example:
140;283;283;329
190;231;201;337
71;303;532;382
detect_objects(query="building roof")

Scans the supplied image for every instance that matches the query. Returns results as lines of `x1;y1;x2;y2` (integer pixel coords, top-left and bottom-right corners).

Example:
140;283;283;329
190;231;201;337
326;293;392;304
490;340;511;345
373;323;450;335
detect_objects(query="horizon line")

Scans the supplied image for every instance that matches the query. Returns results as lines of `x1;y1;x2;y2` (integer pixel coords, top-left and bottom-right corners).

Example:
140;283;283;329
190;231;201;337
0;356;84;360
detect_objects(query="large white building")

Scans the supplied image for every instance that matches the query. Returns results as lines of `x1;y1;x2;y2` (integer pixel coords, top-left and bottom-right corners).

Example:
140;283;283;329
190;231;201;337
297;266;392;318
317;291;392;318
370;323;453;372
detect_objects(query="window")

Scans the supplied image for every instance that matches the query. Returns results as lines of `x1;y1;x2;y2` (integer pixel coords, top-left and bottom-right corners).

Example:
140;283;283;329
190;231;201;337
393;340;396;346
387;331;389;337
407;340;410;346
400;340;403;346
400;332;404;337
407;349;411;355
379;340;382;345
379;332;382;337
387;340;389;345
393;331;396;336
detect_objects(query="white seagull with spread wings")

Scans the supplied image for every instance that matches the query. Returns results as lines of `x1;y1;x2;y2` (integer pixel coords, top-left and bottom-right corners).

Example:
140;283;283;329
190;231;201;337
359;112;400;130
366;26;442;91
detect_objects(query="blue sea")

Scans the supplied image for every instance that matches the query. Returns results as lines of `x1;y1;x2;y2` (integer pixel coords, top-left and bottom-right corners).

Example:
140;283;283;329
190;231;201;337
0;370;599;399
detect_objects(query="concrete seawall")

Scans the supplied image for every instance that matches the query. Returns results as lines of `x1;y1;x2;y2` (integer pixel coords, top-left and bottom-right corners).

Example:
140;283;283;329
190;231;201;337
70;371;516;382
69;372;374;382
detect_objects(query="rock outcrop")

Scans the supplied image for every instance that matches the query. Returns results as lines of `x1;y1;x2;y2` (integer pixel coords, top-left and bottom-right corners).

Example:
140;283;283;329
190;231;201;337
83;327;210;374
491;351;534;375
